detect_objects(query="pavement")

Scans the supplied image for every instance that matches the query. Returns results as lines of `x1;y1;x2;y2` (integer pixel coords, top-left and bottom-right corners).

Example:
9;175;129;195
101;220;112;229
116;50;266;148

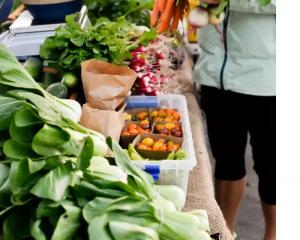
204;130;265;240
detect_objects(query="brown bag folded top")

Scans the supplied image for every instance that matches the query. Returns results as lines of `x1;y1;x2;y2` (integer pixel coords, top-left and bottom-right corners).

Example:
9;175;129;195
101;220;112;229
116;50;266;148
80;103;125;142
81;59;137;110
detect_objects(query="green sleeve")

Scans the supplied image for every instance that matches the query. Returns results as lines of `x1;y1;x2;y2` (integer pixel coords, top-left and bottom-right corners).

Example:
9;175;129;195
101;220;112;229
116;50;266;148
229;0;276;14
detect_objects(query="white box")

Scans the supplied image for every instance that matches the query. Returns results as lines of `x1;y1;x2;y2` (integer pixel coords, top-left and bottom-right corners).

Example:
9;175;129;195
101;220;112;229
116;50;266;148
131;94;197;194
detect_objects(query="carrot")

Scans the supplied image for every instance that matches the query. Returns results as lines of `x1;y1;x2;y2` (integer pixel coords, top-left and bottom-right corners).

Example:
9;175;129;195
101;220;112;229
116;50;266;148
171;6;181;31
158;0;167;12
160;0;175;21
157;0;176;32
157;3;175;33
151;0;160;26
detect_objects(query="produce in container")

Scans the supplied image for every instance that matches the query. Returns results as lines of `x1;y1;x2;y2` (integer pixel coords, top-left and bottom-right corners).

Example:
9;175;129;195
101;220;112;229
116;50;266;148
120;120;151;149
123;110;150;121
137;138;180;152
154;122;183;137
151;108;181;122
121;121;151;136
132;134;185;160
0;44;212;240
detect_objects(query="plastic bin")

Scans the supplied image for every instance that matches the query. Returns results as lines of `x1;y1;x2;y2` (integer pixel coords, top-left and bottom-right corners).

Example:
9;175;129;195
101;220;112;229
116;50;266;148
126;94;197;194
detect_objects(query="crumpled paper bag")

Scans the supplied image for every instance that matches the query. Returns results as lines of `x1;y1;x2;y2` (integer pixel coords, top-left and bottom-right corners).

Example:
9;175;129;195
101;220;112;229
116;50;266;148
80;103;125;142
81;59;137;110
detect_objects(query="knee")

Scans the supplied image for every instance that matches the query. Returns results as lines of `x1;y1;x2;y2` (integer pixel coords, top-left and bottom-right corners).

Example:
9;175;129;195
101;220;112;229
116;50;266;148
257;170;276;205
215;157;246;181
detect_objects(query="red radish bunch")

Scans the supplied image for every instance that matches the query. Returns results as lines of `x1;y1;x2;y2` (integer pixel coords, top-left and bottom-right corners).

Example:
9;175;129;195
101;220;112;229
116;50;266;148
130;36;181;96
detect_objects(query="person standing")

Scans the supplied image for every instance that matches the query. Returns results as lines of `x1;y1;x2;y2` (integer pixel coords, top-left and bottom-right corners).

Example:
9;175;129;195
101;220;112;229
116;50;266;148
193;0;276;239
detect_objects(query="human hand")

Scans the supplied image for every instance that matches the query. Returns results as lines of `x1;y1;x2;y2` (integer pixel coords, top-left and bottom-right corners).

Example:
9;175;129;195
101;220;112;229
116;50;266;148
202;0;220;4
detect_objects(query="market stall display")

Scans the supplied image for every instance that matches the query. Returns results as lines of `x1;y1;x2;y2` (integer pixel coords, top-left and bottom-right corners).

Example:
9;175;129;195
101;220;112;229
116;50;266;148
0;0;249;239
0;44;212;240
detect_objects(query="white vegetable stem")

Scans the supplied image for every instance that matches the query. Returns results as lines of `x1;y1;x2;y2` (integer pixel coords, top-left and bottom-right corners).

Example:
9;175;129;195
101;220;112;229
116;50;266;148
154;185;186;210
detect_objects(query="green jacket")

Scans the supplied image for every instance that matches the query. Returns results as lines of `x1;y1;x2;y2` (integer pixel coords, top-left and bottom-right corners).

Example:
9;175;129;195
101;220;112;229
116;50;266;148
193;0;276;96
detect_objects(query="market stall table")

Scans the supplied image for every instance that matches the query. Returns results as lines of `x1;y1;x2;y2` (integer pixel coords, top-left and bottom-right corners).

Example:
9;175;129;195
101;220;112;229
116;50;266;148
177;54;233;240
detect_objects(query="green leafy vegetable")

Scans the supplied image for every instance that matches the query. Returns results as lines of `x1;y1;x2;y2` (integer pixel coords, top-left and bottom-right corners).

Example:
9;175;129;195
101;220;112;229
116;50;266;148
84;0;154;27
32;124;70;157
3;139;38;160
40;15;156;71
51;201;81;240
30;162;73;201
0;45;212;240
109;221;159;240
0;96;24;130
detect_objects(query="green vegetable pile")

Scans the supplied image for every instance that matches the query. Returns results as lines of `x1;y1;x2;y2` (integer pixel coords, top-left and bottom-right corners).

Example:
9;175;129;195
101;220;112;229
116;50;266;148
40;14;156;71
84;0;154;27
0;44;212;240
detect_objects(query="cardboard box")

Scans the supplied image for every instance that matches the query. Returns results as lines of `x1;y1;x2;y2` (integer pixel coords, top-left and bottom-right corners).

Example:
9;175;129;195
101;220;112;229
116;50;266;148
132;133;183;160
119;121;151;148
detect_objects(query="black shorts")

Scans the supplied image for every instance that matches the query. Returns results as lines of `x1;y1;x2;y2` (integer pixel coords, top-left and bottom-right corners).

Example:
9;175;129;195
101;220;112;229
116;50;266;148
200;86;276;205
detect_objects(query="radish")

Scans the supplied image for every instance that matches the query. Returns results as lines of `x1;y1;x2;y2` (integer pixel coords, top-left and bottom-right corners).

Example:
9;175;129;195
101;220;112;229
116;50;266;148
150;77;158;83
139;81;149;88
137;72;144;78
137;87;152;93
188;7;209;28
141;76;151;83
209;11;225;25
130;36;180;96
131;58;148;66
134;46;146;52
133;65;142;72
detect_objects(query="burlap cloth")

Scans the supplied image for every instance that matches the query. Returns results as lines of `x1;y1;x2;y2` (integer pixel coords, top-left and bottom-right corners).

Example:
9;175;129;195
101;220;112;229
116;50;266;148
177;51;233;240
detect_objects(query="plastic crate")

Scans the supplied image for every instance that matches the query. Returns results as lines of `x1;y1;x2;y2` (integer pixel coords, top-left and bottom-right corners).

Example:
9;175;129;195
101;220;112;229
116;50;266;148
126;94;197;194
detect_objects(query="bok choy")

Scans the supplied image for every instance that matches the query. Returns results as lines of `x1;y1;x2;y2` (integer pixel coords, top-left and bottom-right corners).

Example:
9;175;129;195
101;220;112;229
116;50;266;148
0;44;212;240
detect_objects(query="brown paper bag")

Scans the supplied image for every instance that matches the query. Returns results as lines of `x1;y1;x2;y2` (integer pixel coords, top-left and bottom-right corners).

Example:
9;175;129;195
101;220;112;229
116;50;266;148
80;103;125;142
81;59;137;110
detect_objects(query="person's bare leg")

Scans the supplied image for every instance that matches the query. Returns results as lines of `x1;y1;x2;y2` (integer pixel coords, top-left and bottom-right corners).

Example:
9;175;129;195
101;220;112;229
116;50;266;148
262;201;276;240
215;177;247;233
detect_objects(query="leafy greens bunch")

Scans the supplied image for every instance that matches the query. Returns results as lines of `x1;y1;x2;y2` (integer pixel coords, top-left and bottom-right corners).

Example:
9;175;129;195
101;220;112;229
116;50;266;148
40;14;157;71
0;44;212;240
84;0;154;27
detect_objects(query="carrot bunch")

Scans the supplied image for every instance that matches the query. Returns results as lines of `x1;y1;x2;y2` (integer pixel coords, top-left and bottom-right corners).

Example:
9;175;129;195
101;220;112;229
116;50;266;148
151;0;190;33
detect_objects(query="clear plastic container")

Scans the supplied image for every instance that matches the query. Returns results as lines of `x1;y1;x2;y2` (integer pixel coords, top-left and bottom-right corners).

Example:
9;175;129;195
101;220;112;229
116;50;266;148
130;94;197;194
